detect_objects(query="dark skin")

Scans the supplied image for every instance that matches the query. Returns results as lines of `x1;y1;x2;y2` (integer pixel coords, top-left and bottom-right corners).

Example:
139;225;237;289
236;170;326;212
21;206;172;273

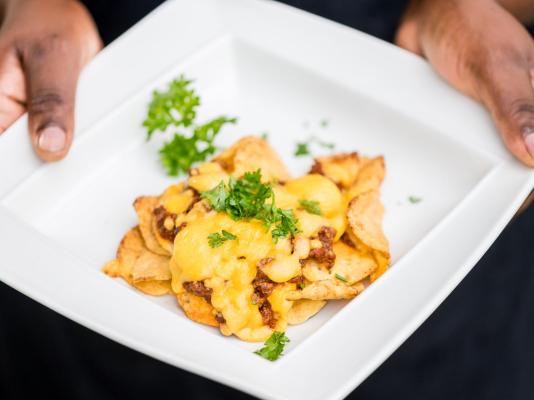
0;0;100;161
0;0;531;201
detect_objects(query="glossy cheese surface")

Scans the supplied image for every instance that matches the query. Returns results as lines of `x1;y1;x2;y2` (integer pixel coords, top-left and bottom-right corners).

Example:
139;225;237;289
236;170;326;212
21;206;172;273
170;170;347;341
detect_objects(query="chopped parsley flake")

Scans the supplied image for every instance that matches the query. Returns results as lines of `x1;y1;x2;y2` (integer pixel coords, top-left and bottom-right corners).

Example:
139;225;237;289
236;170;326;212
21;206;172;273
294;143;310;156
408;196;422;204
254;331;290;361
335;273;348;282
299;199;322;215
207;230;237;248
320;118;330;128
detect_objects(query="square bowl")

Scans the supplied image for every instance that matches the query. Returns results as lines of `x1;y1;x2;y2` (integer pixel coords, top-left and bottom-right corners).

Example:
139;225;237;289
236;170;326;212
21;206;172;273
0;1;532;399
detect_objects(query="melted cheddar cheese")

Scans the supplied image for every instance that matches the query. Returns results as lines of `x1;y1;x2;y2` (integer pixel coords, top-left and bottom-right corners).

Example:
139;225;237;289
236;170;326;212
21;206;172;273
170;168;347;341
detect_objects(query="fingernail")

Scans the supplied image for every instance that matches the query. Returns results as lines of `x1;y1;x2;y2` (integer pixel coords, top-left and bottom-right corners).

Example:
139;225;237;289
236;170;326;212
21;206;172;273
38;125;66;153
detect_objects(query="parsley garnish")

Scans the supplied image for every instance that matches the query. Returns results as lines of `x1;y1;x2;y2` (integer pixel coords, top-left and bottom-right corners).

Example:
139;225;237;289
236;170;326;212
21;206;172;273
294;143;310;156
310;135;335;150
408;196;422;204
201;170;300;242
298;282;305;290
299;199;322;215
207;230;237;248
260;132;269;141
335;273;348;282
143;75;237;176
254;331;290;361
294;136;335;158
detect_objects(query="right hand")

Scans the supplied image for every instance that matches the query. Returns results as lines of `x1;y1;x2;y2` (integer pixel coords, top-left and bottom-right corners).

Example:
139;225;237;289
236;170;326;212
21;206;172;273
0;0;101;161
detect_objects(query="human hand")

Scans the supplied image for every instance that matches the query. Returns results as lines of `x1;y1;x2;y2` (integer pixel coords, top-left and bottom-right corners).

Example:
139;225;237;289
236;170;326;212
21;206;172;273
0;0;101;161
396;0;534;168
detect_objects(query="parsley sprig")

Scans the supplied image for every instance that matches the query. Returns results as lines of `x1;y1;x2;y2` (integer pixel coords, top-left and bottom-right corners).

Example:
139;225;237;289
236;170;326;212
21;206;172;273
207;230;237;248
294;143;310;157
254;331;290;361
143;75;237;176
201;170;300;242
299;199;322;215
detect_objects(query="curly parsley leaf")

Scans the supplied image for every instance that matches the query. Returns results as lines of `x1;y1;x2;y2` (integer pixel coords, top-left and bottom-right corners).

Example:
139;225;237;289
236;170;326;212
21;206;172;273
254;331;290;361
270;208;300;242
143;75;200;139
299;199;322;215
208;230;237;248
201;170;300;242
144;75;237;176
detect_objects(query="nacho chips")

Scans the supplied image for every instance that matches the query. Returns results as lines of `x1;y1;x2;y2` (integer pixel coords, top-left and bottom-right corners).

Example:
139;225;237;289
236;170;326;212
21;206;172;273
103;138;390;341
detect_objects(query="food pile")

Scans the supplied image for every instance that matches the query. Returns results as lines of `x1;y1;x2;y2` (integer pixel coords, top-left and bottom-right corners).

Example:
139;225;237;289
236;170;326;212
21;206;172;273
103;136;389;342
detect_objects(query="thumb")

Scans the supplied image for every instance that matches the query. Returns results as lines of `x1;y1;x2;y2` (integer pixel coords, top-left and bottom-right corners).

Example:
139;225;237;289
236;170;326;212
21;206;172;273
22;36;83;162
478;54;534;167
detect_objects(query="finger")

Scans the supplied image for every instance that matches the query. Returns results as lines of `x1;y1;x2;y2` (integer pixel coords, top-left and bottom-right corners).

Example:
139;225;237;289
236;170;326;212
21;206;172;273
21;35;84;162
478;53;534;167
395;0;423;55
0;47;26;133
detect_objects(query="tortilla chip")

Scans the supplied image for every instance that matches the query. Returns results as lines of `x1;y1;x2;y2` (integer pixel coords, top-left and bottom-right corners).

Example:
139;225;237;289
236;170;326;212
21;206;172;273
213;136;291;182
286;279;362;300
330;242;377;284
346;156;385;199
102;227;172;295
109;227;146;284
310;152;360;188
176;293;219;327
302;261;331;282
132;251;171;282
287;299;326;325
347;190;390;282
102;260;121;278
133;196;169;256
370;250;389;283
347;191;389;254
134;280;171;296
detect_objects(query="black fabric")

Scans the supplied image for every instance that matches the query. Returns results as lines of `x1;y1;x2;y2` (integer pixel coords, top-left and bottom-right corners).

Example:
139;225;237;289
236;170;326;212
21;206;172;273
81;0;410;45
2;1;534;399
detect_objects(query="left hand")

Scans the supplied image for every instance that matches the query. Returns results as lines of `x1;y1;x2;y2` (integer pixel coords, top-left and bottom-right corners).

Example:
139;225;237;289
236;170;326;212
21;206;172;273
396;0;534;168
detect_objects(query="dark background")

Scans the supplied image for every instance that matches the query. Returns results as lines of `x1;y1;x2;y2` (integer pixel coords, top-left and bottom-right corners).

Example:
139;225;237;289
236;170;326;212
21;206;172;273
2;1;534;399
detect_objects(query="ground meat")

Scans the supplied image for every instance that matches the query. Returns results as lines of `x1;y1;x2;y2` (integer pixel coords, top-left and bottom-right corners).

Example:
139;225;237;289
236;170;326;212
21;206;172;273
182;281;213;302
215;312;226;324
252;260;277;328
185;189;200;213
257;257;274;269
153;206;181;242
308;226;337;268
289;275;304;287
310;159;324;176
259;302;276;328
253;264;276;298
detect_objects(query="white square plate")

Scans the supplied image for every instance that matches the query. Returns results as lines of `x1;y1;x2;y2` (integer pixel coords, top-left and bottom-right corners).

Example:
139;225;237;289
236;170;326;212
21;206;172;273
0;1;533;399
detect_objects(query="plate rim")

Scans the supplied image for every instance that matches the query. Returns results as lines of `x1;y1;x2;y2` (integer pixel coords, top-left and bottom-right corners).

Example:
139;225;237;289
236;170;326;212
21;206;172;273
0;1;533;399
